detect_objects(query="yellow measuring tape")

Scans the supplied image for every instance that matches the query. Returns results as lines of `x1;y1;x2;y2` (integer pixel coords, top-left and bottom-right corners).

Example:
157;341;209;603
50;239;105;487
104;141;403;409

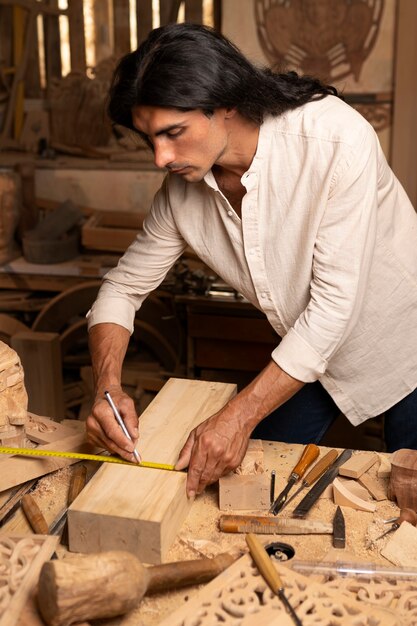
0;446;176;472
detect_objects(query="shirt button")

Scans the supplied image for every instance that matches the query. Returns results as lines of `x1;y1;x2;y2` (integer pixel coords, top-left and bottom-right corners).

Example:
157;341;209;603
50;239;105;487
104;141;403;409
261;292;268;299
227;210;233;217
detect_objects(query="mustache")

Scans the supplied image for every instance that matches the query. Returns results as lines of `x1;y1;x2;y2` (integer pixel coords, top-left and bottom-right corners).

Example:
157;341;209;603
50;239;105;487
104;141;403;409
167;164;189;171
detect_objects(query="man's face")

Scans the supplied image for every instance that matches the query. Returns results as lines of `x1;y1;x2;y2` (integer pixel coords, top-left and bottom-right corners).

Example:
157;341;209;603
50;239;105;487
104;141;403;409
131;106;230;182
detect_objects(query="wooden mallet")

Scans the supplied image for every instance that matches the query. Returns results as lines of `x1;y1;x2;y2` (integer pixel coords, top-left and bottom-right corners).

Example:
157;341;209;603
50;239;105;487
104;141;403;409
37;550;236;626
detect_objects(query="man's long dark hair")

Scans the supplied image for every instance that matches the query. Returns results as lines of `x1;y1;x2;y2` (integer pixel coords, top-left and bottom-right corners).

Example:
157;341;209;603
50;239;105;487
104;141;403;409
108;22;339;131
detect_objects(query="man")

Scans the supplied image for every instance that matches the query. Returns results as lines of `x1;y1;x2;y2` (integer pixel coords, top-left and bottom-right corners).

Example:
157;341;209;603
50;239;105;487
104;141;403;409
86;23;417;498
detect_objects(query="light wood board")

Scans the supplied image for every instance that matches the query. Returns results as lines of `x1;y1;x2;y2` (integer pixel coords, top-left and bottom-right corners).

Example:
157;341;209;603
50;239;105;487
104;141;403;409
68;378;236;564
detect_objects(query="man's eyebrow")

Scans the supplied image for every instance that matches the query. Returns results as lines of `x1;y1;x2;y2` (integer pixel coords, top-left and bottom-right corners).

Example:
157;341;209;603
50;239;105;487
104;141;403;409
154;123;183;137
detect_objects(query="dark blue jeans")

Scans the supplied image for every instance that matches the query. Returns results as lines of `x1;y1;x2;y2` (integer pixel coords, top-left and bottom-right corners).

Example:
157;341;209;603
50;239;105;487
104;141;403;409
251;381;417;452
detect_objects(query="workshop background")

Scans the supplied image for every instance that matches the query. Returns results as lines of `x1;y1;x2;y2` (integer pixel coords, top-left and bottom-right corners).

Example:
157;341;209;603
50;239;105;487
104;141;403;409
0;0;416;452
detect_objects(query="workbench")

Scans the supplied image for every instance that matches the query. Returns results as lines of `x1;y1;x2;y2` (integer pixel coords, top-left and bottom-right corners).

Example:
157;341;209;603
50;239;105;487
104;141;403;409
0;437;402;626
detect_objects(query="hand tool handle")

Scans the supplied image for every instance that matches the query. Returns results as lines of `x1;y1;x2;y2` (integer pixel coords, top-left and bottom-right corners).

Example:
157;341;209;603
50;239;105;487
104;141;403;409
219;514;333;534
292;444;320;479
37;550;236;626
21;494;49;535
246;533;283;593
397;508;417;527
146;552;236;593
303;449;338;486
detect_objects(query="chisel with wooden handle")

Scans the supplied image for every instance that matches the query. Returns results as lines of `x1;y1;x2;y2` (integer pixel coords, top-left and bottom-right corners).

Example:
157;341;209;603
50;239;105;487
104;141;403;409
269;443;320;515
278;449;339;512
219;514;333;535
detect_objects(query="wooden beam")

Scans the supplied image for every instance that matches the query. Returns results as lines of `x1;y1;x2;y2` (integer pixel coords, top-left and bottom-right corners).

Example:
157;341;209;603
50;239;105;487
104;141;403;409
11;331;65;420
185;0;203;23
68;378;236;564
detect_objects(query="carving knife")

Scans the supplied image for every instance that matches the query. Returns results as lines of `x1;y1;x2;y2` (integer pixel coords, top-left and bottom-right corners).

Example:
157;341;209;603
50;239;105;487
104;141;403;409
292;449;353;519
269;443;320;515
278;449;339;512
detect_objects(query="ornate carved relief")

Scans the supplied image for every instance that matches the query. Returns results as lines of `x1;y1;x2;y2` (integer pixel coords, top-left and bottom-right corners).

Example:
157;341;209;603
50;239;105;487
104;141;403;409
0;343;28;448
254;0;385;82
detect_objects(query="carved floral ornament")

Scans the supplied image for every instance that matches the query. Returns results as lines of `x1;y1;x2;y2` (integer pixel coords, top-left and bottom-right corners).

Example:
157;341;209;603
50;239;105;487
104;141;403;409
254;0;384;82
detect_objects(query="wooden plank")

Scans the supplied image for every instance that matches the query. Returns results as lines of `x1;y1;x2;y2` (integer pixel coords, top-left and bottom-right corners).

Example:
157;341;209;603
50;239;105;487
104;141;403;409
219;474;270;511
67;0;86;72
159;0;181;26
11;331;65;420
68;378;236;563
0;432;96;491
357;472;388;501
112;0;130;57
0;535;59;626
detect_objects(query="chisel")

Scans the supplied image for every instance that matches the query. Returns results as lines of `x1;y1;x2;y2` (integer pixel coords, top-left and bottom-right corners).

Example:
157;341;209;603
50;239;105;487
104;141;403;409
292;449;353;518
269;443;320;515
219;514;333;535
278;449;339;512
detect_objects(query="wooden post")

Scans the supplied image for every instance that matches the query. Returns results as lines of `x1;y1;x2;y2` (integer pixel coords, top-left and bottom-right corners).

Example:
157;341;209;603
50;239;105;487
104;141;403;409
136;0;153;46
11;331;65;420
112;0;130;58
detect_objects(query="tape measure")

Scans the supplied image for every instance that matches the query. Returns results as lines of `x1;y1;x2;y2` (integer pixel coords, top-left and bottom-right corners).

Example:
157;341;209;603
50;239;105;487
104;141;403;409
0;446;177;472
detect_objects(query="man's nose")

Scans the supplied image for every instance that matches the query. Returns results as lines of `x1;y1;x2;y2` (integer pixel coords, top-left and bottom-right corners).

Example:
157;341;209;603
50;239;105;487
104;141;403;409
153;141;175;169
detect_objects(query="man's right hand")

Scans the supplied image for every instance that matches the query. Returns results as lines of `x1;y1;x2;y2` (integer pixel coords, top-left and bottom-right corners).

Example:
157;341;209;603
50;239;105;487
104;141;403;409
86;385;140;462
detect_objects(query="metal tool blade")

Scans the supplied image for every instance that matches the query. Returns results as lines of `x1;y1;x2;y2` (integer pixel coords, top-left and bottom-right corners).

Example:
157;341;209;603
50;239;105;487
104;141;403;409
269;475;296;515
332;505;346;548
292;449;353;519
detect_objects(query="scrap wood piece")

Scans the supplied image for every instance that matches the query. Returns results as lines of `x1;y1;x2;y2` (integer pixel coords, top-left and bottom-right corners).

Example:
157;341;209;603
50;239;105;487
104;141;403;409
68;378;236;564
155;553;398;626
333;477;377;512
387;448;417;510
0;432;97;491
337;477;372;501
26;413;76;444
0;535;58;626
358;472;388;501
377;452;392;478
339;452;378;479
380;521;417;567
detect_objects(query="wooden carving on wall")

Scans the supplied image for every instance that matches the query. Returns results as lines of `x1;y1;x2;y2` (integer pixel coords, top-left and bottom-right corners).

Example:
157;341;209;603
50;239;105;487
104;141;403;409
0;342;28;448
254;0;384;82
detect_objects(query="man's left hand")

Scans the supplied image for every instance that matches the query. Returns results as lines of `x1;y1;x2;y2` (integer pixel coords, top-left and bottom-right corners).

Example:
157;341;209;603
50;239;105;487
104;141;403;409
175;405;252;497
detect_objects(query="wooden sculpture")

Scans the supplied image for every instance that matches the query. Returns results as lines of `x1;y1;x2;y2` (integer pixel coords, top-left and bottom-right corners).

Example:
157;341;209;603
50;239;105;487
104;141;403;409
388;448;417;510
0;342;28;447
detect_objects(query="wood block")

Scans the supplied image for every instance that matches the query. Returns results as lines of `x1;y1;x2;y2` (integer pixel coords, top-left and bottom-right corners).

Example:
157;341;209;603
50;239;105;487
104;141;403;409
68;378;236;564
377;453;392;478
0;535;58;626
332;477;377;512
339;452;378;479
381;521;417;567
387;448;417;509
337;477;371;501
219;474;270;511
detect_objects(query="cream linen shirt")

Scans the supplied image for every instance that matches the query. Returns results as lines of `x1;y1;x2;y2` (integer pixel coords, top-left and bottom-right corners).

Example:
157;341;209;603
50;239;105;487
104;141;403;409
87;95;417;426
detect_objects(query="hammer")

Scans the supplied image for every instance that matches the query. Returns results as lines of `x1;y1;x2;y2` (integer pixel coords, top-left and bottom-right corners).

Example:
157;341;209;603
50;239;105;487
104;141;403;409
37;550;236;626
